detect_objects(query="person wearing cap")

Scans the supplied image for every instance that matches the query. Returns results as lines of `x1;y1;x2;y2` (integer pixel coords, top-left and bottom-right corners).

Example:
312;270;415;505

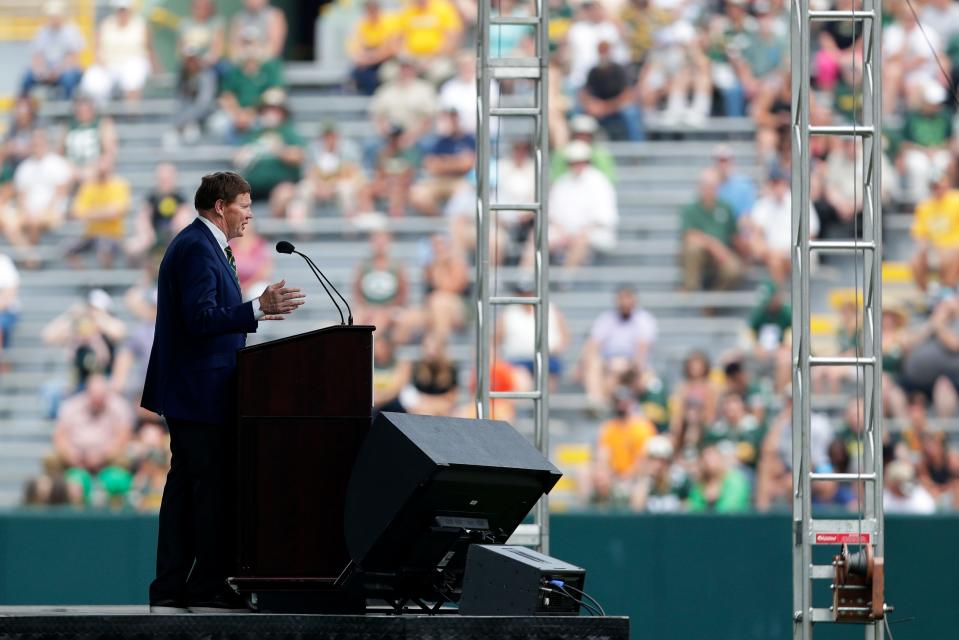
910;168;959;294
547;139;619;270
347;0;400;95
551;114;617;182
80;0;156;104
712;144;756;220
884;459;936;514
66;155;131;269
747;164;819;284
578;39;643;141
20;0;85;100
680;167;746;291
228;0;288;62
630;434;691;513
369;56;437;146
410;108;475;216
215;31;285;142
899;80;954;203
41;288;127;395
233;90;305;210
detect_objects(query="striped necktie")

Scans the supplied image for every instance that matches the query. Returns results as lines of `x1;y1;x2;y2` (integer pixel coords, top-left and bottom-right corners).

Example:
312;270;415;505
224;246;240;286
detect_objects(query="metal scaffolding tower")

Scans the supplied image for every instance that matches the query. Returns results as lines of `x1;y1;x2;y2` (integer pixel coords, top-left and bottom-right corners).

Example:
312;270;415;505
791;1;885;638
475;0;551;551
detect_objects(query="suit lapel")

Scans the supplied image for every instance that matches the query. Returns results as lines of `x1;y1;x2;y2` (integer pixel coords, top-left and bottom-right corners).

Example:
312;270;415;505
192;218;243;298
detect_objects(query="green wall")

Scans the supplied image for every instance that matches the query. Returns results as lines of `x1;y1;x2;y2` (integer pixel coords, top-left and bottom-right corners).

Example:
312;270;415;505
0;511;956;640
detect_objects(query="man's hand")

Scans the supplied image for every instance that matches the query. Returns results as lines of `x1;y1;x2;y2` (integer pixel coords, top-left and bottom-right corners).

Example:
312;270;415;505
258;279;306;320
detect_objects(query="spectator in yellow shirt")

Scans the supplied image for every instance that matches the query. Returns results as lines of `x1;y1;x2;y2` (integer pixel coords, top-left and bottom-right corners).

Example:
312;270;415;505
347;0;399;95
911;169;959;293
68;156;130;268
395;0;462;82
590;390;657;505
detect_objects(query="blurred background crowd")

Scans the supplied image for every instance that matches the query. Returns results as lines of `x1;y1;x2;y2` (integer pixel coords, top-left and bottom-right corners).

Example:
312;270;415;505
1;0;959;516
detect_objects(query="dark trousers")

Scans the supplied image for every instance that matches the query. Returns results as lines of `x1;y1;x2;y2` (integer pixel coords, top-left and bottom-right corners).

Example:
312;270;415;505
149;417;235;603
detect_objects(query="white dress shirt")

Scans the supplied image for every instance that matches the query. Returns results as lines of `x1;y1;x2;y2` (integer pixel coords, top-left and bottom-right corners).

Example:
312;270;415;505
196;215;264;320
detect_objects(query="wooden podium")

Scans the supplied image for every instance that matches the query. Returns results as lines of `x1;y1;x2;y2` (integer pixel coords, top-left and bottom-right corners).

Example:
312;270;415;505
231;325;374;608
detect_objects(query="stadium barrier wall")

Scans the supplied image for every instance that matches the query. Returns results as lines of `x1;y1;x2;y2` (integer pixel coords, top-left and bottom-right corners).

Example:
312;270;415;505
0;511;955;639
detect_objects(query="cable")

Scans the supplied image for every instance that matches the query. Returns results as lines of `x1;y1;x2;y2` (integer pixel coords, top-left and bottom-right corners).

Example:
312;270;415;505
549;579;606;616
561;583;607;617
540;586;601;616
883;616;896;640
841;4;867;560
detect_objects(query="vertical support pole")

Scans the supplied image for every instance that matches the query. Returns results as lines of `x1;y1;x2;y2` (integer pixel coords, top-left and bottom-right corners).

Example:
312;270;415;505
861;2;884;638
475;0;492;421
532;0;551;554
790;1;812;638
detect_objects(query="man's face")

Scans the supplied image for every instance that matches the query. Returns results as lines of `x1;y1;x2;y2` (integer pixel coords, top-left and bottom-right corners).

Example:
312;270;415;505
616;290;635;315
219;192;253;240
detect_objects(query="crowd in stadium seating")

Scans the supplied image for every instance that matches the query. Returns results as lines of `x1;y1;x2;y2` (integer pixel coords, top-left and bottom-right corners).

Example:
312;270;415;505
4;0;959;514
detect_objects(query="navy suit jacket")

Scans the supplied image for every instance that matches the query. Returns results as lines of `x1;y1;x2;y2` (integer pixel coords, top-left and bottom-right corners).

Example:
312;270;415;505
141;218;258;424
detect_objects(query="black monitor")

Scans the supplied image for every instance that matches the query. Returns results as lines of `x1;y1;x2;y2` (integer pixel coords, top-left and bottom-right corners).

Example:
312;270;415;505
341;412;561;607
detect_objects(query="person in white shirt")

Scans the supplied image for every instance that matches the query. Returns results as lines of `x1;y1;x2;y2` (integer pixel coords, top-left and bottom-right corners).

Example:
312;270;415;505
884;459;936;515
883;2;944;112
5;129;71;250
747;165;818;284
495;281;570;383
80;0;154;104
547;140;619;269
438;51;498;136
581;285;658;408
0;252;20;370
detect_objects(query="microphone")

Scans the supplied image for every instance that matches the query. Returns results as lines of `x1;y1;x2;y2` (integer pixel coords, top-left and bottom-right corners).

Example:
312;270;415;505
275;241;353;325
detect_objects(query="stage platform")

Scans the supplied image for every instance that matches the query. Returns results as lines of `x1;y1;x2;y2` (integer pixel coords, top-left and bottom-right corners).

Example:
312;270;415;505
0;606;629;639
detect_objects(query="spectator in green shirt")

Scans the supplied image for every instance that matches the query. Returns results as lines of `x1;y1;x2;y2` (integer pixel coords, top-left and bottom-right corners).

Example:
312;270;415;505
687;445;751;513
233;89;304;215
550;114;617;183
214;28;284;143
899;81;954;203
680;167;746;291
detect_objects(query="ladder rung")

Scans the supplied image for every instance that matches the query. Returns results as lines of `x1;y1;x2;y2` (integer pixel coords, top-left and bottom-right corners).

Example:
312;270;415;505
491;16;540;25
811;608;834;623
491;203;540;211
808;356;876;367
488;58;541;79
810;565;834;579
490;296;540;305
808;10;875;21
810;472;877;482
809;125;874;137
490;390;542;400
490;107;541;117
809;240;876;252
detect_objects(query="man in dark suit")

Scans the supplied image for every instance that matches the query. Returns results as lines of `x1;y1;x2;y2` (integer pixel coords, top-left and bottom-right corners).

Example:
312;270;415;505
142;171;305;613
